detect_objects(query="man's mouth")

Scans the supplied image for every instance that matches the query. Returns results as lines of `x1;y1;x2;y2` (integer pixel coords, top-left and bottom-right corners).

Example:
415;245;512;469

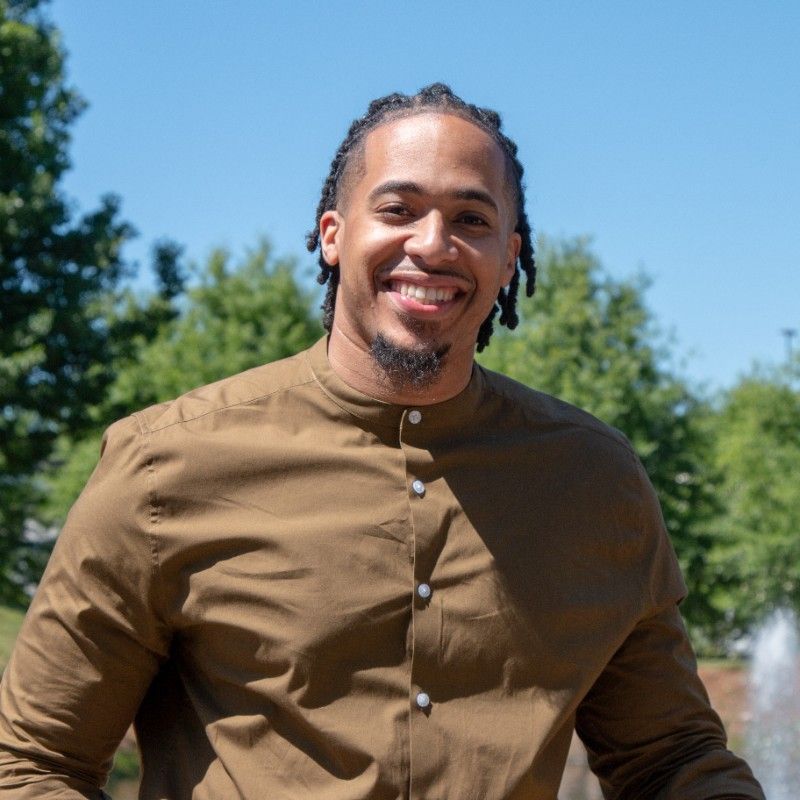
389;280;458;304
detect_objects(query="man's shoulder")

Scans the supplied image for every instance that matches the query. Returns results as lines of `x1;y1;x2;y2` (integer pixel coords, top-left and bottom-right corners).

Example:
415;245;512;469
131;345;318;435
478;365;636;459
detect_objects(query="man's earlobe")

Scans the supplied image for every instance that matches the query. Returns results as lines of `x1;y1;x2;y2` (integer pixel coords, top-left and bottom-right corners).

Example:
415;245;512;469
320;211;342;267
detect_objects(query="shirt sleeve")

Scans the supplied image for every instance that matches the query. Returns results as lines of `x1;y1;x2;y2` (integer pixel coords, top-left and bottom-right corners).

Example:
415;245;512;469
575;458;765;800
0;416;171;798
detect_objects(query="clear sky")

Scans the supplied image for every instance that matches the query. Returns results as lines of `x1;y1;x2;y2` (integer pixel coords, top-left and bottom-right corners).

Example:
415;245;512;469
48;0;800;391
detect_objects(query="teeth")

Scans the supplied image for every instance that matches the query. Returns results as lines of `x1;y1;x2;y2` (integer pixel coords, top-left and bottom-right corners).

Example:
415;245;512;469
393;281;456;303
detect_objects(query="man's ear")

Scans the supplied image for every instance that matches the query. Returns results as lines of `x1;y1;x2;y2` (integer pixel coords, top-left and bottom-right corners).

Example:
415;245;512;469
320;210;342;267
502;232;522;287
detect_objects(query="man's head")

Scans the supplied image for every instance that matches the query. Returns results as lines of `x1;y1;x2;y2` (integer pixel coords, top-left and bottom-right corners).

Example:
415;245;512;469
307;84;536;392
308;84;536;347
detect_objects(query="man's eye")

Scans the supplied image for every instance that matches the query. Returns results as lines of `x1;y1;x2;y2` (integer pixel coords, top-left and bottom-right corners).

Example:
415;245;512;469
379;204;411;217
458;213;488;227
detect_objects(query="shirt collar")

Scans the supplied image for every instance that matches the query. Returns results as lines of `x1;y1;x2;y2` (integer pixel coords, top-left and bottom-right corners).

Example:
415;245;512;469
305;336;487;432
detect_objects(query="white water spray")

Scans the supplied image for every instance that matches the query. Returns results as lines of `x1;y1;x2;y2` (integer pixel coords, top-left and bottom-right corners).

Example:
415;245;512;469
746;608;800;799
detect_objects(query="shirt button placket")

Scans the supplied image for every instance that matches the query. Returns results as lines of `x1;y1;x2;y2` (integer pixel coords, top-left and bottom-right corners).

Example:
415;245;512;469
402;407;439;797
411;476;430;712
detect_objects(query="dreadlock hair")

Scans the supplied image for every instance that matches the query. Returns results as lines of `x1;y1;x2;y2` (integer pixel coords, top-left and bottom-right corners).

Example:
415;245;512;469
305;82;536;352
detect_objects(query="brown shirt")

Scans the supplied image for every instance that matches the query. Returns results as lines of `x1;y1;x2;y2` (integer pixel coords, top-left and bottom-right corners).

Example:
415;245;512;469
0;338;763;799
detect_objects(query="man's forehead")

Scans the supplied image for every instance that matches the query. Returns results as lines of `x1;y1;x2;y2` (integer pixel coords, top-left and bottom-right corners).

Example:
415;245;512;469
362;112;505;167
343;111;514;208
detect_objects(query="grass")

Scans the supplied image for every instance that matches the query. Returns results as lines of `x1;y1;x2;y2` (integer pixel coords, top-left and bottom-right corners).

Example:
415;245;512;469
699;657;747;669
107;747;141;795
0;605;25;672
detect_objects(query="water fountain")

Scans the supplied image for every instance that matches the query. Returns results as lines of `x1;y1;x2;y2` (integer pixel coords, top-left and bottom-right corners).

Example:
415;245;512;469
746;608;800;798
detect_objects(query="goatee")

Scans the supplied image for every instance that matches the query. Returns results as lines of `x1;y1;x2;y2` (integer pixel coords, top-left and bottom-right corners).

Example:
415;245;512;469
370;333;450;391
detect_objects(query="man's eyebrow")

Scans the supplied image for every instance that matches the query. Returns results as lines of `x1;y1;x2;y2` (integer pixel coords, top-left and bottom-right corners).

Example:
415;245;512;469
368;181;499;212
451;188;498;213
368;181;424;201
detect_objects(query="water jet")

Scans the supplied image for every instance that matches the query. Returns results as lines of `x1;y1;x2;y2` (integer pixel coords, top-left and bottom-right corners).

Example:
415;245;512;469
745;608;800;798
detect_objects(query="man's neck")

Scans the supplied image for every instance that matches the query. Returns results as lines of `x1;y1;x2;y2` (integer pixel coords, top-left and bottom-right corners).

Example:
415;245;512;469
326;328;474;407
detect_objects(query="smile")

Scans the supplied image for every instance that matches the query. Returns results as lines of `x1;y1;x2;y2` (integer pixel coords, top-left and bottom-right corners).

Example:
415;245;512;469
390;280;458;304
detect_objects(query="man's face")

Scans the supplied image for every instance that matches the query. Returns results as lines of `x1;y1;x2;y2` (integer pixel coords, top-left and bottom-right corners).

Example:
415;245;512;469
320;113;521;369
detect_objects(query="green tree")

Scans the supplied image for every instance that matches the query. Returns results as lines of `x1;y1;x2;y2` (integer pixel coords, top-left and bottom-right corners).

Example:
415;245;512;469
42;241;323;526
709;371;800;635
106;241;322;413
0;0;135;601
478;237;723;648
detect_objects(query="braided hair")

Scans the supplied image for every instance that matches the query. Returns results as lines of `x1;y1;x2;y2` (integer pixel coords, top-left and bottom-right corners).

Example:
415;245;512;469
306;83;536;351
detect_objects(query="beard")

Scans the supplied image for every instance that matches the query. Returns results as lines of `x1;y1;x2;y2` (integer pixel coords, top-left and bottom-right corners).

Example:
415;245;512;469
370;332;450;391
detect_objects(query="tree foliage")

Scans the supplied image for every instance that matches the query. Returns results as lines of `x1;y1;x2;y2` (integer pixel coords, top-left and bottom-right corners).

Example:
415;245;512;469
105;242;322;413
0;0;135;600
478;238;723;645
708;371;800;636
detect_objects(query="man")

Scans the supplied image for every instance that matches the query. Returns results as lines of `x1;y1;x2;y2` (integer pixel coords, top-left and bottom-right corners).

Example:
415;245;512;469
0;84;763;798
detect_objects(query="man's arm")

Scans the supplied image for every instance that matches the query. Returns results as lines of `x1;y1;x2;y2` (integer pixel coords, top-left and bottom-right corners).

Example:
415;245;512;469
576;602;764;800
576;454;764;800
0;417;171;798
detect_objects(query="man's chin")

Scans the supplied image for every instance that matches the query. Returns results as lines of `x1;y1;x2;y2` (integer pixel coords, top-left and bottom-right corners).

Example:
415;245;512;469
370;333;450;390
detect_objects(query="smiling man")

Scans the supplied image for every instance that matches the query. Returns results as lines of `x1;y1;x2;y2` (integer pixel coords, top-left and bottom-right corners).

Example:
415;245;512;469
0;84;763;799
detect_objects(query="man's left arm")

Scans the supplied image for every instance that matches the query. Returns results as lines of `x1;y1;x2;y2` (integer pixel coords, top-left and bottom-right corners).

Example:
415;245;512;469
576;602;764;800
575;454;764;800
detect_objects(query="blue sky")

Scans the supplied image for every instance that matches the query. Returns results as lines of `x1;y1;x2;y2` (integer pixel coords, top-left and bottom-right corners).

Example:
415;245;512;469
49;0;800;391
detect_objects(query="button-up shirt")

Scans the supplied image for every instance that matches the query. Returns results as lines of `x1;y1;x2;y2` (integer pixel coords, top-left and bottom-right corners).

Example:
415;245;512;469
0;337;764;799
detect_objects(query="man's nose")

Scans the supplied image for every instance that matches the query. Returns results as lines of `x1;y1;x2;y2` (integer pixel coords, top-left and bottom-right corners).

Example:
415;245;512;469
404;212;458;264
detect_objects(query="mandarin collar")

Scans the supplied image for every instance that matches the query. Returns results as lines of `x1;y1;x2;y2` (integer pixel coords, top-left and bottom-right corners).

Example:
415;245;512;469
305;336;486;432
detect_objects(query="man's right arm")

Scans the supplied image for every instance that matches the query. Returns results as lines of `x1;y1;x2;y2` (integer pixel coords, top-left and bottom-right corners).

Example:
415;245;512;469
0;417;171;797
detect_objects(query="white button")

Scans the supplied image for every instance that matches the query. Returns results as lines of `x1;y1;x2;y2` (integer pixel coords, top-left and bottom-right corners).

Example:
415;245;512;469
417;583;432;599
408;409;422;424
412;479;425;496
416;691;431;709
